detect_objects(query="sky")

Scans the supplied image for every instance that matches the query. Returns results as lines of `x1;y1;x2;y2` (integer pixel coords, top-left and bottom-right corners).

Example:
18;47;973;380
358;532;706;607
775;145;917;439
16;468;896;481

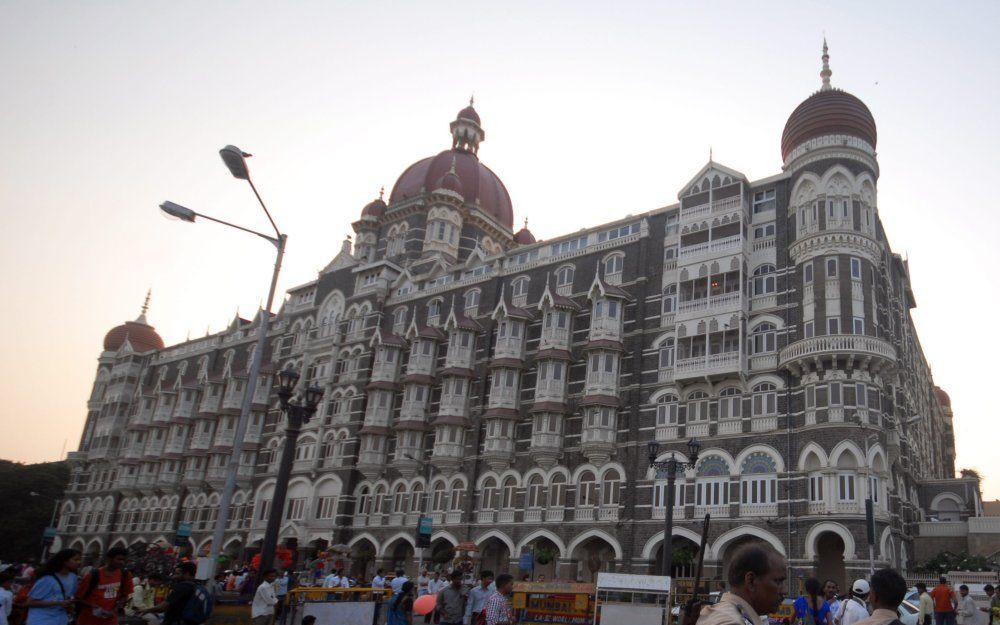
1;1;997;497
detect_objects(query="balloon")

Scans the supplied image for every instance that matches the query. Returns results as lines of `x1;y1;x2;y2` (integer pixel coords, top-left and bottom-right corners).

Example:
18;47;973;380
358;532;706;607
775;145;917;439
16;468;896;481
413;595;436;616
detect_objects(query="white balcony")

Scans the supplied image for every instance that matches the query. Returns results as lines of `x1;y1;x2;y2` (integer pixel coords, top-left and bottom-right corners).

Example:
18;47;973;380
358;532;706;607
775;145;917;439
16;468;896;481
444;346;474;370
682;202;710;221
740;502;778;517
406;354;435;376
657;368;675;384
598;506;620;522
432;441;464;460
575;507;595;521
160;469;181;486
116;474;137;490
198;392;222;415
189;433;212;451
919;521;969;537
438;393;468;416
828;408;845;422
589;318;621;342
477;510;495;524
445;511;462;524
674;351;741;380
368;513;384;527
174;401;195;420
388;513;404;526
494;337;524;360
718;419;742;435
780;335;896;373
530;433;563;451
498;510;515;523
534;379;567;403
545;507;565;522
145;440;165;457
371;361;400;383
713;195;743;214
400;398;427;419
808;500;826;515
487;386;518;410
539;327;570;350
750;416;777;432
585;372;618;396
686;422;709;437
652;506;685;520
695;504;730;518
183;468;205;484
164;439;185;455
750;354;778;371
805;410;817;426
656;425;679;441
836;500;860;514
352;515;368;528
214;431;235;448
153;401;174;422
751;294;777;311
524;509;542;523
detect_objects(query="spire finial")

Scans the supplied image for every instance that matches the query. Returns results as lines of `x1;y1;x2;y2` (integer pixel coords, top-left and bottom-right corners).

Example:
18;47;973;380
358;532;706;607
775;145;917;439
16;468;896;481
449;155;457;175
141;288;151;315
469;94;474;107
820;37;833;91
709;147;713;162
378;185;385;201
523;217;529;230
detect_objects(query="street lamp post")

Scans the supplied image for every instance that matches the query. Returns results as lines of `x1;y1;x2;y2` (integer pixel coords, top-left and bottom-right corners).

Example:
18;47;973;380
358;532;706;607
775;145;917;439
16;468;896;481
857;417;879;576
647;438;701;581
404;453;433;575
159;145;285;580
30;491;59;562
259;369;324;572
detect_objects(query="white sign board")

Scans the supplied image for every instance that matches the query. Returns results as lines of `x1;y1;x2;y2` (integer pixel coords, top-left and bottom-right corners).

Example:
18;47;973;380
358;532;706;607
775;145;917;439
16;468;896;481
596;572;671;592
601;604;667;625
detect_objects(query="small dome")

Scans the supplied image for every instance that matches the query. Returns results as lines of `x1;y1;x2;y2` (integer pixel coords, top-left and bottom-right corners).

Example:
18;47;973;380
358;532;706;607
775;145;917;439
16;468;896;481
361;194;387;218
435;169;464;196
104;318;164;353
781;88;877;162
935;386;952;408
457;104;480;125
513;221;536;245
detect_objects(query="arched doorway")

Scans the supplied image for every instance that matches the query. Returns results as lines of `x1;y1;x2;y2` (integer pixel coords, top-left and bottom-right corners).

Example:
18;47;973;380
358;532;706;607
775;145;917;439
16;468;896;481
479;537;511;577
385;537;415;576
430;539;456;574
655;535;701;580
349;538;376;580
815;532;846;589
570;537;617;582
524;537;561;581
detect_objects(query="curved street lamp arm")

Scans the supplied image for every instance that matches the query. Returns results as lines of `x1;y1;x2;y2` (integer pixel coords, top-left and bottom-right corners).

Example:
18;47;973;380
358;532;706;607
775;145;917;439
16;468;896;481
196;211;281;247
247;178;282;240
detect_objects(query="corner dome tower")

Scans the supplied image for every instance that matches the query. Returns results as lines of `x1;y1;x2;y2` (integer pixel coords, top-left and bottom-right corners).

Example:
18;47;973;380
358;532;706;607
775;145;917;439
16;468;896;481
781;40;877;164
103;290;164;353
388;100;514;230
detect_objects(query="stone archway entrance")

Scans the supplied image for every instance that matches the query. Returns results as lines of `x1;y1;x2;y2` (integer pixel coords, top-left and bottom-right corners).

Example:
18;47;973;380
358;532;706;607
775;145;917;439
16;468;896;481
429;539;456;574
349;538;377;580
571;537;616;582
385;538;415;576
479;537;511;577
815;532;846;589
524;537;561;581
655;535;701;580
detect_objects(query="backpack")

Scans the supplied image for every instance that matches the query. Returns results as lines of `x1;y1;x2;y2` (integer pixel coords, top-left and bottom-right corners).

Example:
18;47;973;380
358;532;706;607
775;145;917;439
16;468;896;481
179;582;214;625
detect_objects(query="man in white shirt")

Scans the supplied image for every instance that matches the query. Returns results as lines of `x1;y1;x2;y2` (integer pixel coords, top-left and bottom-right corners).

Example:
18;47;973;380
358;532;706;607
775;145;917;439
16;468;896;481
957;586;977;625
465;570;495;625
251;570;279;625
417;570;430;597
428;572;445;596
372;569;386;590
391;569;409;594
323;570;340;588
838;580;872;625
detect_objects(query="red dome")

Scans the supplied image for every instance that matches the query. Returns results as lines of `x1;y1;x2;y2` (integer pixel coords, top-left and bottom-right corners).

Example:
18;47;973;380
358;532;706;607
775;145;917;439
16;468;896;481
389;149;513;229
513;226;536;245
935;386;952;408
781;89;877;162
457;105;481;125
435;169;464;196
361;197;386;218
104;318;164;353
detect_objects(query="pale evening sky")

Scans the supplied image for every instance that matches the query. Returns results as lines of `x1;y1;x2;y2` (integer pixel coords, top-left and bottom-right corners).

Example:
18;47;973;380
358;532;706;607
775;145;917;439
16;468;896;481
1;1;997;497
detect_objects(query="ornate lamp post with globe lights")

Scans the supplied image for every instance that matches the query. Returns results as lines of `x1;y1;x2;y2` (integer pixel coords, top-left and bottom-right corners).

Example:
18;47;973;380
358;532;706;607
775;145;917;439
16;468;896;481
647;438;701;579
258;368;324;572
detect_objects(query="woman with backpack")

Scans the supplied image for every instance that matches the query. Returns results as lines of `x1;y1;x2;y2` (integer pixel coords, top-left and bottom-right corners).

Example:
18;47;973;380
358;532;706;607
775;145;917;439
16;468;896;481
388;581;415;625
796;578;834;625
24;549;81;625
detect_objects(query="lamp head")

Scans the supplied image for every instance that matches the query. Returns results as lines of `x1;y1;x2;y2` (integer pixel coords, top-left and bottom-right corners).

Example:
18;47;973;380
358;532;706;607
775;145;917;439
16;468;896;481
687;437;701;463
159;201;197;222
275;368;299;396
647;441;660;464
304;385;324;408
220;145;252;180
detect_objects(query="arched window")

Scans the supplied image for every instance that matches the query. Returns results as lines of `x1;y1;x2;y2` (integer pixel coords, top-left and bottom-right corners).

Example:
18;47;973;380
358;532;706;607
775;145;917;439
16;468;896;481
449;480;464;511
409;483;425;513
549;474;567;509
577;471;598;507
500;477;517;510
658;339;675;369
556;265;575;288
373;485;389;515
662;285;677;315
356;487;371;517
527;475;546;509
392;308;408;334
464;289;480;315
480;477;498;510
604;254;624;277
753;265;776;296
836;452;858;504
392;485;408;515
752;383;777;416
718;387;742;420
750;323;777;354
427;299;442;320
740;452;778;506
601;469;621;507
512;277;529;298
686;391;709;422
695;456;730;507
656;394;679;426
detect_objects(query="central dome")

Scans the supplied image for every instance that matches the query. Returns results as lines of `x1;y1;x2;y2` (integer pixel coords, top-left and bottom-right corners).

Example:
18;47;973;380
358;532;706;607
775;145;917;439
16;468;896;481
388;104;514;229
781;88;877;162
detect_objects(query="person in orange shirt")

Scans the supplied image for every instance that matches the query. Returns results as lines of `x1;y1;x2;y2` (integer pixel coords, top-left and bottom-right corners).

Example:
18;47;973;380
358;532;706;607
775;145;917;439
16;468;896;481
74;547;133;625
929;577;958;625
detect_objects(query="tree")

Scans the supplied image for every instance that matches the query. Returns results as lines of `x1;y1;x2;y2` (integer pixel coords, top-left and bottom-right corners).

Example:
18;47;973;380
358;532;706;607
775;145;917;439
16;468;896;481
914;551;996;574
0;460;69;563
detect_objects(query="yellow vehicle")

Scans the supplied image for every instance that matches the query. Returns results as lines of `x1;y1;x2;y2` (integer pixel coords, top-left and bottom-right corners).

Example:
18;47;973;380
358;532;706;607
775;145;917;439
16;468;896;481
512;582;595;625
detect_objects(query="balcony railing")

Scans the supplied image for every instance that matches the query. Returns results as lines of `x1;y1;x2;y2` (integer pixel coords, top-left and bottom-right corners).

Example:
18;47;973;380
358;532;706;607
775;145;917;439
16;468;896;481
750;354;778;371
534;380;566;403
657;368;675;383
524;509;542;523
750;416;777;432
808;501;826;515
655;425;679;441
498;510;515;523
494;337;524;360
836;500;860;514
695;504;730;518
445;511;462;524
539;327;570;350
575;507;595;521
598;506;620;522
444;347;474;370
589;318;621;342
487;387;518;409
718;419;742;435
530;433;563;451
675;351;740;379
545;507;565;522
652;506;685;520
477;510;495;524
740;502;777;517
686;422;709;437
780;335;896;369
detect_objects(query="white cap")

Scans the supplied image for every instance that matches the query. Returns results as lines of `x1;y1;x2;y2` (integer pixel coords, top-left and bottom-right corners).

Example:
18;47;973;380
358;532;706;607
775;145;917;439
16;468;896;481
852;579;871;595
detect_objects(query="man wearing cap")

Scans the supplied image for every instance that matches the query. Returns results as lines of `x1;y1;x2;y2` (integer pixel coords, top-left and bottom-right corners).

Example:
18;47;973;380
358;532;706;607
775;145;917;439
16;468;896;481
852;569;907;625
696;544;787;625
836;580;872;625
